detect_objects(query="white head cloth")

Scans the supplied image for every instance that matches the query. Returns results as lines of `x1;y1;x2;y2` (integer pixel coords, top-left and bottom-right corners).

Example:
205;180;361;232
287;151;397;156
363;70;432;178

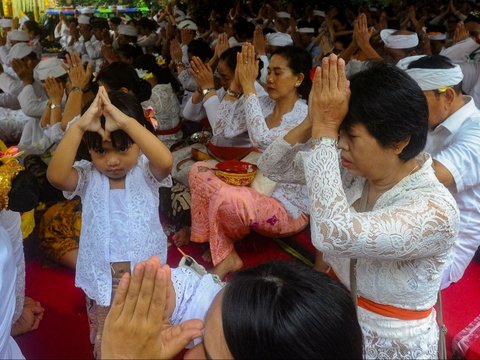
9;42;34;60
177;19;198;31
0;18;12;28
266;32;293;46
380;29;419;49
19;16;30;26
297;27;315;34
175;9;186;23
7;30;30;42
313;10;326;17
397;55;464;91
34;58;68;81
276;11;291;19
78;15;91;25
118;24;138;37
428;32;447;41
79;7;95;14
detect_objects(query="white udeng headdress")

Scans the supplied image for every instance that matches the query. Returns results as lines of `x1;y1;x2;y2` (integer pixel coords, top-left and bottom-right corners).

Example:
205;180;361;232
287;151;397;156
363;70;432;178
380;29;419;49
397;55;464;91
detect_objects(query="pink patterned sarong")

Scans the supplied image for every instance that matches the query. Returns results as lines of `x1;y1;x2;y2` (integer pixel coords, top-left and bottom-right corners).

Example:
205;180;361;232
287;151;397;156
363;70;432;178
189;162;309;265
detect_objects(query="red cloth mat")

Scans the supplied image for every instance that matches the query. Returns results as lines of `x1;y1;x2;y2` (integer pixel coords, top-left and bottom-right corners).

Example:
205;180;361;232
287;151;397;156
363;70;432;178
16;261;93;359
442;260;480;359
16;233;294;358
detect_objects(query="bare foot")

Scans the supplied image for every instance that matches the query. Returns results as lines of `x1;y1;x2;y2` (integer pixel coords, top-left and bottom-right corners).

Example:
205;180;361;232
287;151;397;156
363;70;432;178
202;248;212;262
212;250;244;279
11;297;45;336
172;227;191;247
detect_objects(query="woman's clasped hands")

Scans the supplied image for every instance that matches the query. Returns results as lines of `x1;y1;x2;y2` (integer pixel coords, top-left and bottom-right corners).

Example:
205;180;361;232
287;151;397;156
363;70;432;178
309;54;350;139
235;43;259;95
101;257;204;359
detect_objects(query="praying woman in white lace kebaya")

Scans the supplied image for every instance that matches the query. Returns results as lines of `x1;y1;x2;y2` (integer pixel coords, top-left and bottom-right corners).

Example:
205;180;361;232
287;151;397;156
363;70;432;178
258;55;460;359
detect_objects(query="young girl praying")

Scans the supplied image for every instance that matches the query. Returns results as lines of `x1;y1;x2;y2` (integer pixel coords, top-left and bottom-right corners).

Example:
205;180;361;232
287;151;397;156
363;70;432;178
47;86;173;358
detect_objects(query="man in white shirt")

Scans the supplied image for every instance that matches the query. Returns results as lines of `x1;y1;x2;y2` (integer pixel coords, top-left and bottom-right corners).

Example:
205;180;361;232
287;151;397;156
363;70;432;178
10;43;45;118
0;224;24;359
440;17;480;107
400;54;480;289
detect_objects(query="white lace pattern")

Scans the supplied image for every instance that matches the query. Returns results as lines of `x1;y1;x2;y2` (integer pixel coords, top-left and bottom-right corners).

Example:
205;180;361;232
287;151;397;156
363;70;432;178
64;155;172;306
260;136;460;358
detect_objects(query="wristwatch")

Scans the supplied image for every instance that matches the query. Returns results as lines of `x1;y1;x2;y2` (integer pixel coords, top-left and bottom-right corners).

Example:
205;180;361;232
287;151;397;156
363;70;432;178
202;88;215;96
50;103;61;110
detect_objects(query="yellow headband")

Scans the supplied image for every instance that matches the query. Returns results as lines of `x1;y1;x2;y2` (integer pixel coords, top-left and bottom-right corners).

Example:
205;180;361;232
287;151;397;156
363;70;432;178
0;147;24;210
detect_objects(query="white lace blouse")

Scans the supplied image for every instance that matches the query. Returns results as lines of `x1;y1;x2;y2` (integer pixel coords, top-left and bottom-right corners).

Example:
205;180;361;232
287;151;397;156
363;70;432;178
226;94;309;218
260;137;460;358
142;83;182;147
64;155;172;306
216;94;308;151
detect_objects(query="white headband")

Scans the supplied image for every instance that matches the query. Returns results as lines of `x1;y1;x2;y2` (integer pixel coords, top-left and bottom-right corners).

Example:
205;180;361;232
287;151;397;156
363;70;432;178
428;32;447;41
313;10;326;17
276;11;291;19
397;55;464;91
297;27;315;34
380;29;419;49
266;32;293;46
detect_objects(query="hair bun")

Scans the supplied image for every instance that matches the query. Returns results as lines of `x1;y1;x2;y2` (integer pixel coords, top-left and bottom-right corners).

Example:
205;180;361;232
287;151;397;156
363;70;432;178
136;79;153;102
8;170;40;212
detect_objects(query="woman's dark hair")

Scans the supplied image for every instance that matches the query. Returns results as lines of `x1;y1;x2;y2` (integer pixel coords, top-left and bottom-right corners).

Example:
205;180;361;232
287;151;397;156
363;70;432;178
8;169;39;212
233;17;255;41
109;16;122;26
407;54;463;95
219;46;241;72
343;61;428;161
133;54;180;93
271;46;312;101
23;20;41;36
137;17;158;31
222;261;363;360
116;44;144;64
82;90;154;156
95;62;151;102
187;39;213;62
219;46;262;81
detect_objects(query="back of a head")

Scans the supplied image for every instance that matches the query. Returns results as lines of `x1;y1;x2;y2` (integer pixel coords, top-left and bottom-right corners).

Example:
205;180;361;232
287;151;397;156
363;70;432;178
345;61;428;161
187;39;213;62
96;62;151;102
133;54;180;92
406;55;463;95
137;17;158;31
221;261;363;360
272;45;312;100
233;17;255;41
219;46;242;72
24;20;41;36
407;54;456;70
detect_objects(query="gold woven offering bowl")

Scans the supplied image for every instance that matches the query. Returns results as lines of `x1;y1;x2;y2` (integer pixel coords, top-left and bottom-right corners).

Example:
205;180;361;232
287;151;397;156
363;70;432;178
214;160;257;186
